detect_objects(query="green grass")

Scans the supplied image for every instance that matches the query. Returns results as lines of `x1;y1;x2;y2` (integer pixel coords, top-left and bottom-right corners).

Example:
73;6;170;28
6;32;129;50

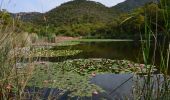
70;39;134;42
56;39;134;46
56;41;80;46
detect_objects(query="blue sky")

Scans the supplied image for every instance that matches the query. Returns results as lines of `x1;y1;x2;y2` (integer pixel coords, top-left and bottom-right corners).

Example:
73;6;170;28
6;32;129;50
0;0;125;13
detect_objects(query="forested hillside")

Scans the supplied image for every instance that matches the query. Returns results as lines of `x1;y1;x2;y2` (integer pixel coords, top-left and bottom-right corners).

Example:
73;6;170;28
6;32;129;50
45;0;116;26
4;0;169;39
20;0;120;37
113;0;158;12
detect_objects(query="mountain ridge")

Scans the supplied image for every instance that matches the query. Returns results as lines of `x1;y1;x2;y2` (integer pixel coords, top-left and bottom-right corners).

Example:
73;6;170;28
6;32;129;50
15;0;157;24
113;0;159;12
9;0;161;38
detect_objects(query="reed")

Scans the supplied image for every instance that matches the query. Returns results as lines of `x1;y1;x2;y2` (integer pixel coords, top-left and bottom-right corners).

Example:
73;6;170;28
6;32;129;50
133;0;170;99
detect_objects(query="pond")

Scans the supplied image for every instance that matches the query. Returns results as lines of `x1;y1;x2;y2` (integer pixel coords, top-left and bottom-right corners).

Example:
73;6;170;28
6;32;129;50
25;74;165;100
24;39;169;99
48;41;141;62
46;40;169;67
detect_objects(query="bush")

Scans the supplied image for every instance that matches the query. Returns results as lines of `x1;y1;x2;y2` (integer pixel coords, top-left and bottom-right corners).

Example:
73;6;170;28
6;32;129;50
13;32;31;47
29;33;39;43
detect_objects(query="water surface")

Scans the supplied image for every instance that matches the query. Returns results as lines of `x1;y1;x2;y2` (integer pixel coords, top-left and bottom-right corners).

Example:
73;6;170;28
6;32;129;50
52;41;169;66
52;41;142;62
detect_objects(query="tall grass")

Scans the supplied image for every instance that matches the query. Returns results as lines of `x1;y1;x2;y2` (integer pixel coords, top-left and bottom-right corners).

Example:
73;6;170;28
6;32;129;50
0;10;35;99
133;0;170;99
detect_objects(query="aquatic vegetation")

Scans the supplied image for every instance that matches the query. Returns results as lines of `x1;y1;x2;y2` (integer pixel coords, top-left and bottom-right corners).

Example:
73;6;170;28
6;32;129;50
30;50;82;57
54;59;157;75
9;49;82;58
56;41;80;46
71;39;133;42
27;63;104;97
26;58;157;98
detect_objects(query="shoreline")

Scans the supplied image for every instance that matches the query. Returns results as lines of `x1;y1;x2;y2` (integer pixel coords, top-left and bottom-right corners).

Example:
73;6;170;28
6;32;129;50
31;36;135;46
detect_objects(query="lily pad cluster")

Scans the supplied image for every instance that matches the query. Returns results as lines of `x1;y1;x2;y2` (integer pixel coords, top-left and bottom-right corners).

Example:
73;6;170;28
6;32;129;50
27;58;157;98
30;50;82;57
55;59;157;75
27;63;103;97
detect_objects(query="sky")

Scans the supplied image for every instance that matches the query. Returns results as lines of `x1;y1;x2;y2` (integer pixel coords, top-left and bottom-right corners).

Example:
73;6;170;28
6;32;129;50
0;0;125;13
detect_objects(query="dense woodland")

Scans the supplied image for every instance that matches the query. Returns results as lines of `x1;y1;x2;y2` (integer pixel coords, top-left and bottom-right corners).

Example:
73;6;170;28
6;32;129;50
0;0;170;39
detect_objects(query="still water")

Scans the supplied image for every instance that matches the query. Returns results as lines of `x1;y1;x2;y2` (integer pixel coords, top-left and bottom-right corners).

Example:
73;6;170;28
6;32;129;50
27;41;169;99
25;74;164;100
49;41;169;67
52;41;142;61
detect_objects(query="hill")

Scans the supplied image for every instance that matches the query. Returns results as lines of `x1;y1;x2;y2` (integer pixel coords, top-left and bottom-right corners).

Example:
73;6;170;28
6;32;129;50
11;12;42;22
19;0;120;37
35;0;117;26
17;0;159;26
112;0;158;12
9;0;166;38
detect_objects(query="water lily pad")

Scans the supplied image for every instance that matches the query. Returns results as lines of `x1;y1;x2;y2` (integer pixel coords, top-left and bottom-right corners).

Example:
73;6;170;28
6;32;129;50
30;50;82;57
25;58;157;98
54;59;157;75
27;63;103;97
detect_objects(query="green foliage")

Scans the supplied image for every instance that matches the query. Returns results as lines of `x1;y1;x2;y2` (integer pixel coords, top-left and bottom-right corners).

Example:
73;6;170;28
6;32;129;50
0;11;11;26
31;0;115;26
18;0;118;38
113;0;158;12
71;39;133;42
9;0;170;39
0;11;40;42
57;41;80;46
30;50;82;57
27;58;157;97
55;59;157;75
29;33;39;43
27;62;104;97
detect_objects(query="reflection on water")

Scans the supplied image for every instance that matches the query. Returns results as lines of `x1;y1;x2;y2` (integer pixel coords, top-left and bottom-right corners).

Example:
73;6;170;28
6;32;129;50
91;74;165;100
52;41;142;62
25;74;165;100
50;41;169;66
26;41;169;99
91;74;134;99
